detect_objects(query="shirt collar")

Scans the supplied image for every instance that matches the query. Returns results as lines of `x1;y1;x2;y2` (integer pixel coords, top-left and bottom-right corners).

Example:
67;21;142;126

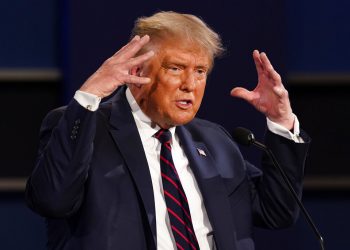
125;87;176;140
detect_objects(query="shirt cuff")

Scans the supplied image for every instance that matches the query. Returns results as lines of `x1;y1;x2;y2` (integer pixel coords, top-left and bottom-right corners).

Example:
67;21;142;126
74;90;102;111
266;114;304;143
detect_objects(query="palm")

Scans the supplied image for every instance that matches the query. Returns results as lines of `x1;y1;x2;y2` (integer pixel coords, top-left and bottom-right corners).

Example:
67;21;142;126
231;50;294;129
80;35;154;98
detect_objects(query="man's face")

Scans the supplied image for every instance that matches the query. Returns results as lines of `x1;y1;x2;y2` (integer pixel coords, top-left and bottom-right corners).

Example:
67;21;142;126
129;39;211;129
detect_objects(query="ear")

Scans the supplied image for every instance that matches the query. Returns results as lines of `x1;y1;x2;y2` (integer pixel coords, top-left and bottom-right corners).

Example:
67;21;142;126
128;66;142;89
130;66;141;76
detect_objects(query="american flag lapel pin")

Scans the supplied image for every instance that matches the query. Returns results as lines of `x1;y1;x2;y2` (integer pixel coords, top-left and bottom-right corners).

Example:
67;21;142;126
196;148;207;157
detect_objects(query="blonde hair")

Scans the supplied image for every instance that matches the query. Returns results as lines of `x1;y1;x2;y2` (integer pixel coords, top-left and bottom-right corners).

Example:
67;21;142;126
131;11;224;63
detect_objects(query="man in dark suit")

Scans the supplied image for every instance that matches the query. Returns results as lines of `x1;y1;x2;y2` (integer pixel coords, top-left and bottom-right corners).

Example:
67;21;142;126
26;11;309;250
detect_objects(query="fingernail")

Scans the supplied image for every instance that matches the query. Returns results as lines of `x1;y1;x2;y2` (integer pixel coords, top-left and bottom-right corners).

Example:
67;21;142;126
133;35;140;41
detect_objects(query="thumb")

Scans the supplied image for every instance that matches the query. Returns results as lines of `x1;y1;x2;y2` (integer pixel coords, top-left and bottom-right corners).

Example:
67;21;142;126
230;87;253;102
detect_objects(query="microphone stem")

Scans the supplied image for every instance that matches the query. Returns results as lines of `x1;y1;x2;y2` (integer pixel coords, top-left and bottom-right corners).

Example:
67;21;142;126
252;141;325;250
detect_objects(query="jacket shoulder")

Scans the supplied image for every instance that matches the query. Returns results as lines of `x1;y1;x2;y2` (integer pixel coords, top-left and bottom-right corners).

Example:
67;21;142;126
185;117;232;139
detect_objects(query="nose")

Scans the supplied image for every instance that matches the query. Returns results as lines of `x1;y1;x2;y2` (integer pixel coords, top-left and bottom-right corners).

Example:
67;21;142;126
180;72;196;92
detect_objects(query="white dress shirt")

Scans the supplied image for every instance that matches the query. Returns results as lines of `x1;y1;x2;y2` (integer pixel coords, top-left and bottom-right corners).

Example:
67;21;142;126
73;88;304;249
125;88;214;249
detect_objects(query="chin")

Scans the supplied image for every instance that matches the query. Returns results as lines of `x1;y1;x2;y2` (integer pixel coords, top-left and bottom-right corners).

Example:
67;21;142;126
171;115;196;126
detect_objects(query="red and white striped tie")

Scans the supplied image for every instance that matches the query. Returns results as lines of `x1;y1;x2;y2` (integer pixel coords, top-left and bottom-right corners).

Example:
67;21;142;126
155;129;200;250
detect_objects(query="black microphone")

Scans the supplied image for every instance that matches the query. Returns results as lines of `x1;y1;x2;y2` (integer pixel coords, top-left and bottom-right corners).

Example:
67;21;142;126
232;127;325;250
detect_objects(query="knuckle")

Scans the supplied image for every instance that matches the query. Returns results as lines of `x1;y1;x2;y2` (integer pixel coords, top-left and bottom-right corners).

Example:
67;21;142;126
103;57;114;66
273;72;281;82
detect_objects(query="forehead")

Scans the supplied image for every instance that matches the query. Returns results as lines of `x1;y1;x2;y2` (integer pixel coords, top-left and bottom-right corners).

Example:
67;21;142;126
152;38;212;67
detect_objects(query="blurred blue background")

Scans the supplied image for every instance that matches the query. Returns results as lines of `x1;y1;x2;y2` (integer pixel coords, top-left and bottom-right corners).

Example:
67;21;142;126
1;0;350;249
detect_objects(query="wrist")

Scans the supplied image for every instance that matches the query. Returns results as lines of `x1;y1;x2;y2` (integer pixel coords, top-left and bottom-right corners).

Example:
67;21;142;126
79;85;104;98
269;113;295;131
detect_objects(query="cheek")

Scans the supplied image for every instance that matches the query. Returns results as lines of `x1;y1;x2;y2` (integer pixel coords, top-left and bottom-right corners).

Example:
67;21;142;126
195;83;206;99
147;87;171;111
137;86;152;107
153;78;179;102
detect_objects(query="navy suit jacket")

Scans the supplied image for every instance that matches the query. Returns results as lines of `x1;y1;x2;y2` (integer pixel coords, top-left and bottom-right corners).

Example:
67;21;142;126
26;87;310;250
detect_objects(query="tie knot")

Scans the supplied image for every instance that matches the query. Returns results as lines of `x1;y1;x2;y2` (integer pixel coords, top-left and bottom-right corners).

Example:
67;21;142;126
154;129;172;144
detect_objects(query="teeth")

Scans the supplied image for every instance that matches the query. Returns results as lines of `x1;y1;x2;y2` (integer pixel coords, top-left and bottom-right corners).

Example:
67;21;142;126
179;101;188;104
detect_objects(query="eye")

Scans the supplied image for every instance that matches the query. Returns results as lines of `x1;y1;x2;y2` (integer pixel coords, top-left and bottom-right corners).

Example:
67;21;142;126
197;69;206;74
166;65;182;75
169;66;180;72
196;68;208;77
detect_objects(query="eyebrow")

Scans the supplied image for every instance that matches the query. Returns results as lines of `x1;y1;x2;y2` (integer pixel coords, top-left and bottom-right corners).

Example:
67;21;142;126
162;57;210;70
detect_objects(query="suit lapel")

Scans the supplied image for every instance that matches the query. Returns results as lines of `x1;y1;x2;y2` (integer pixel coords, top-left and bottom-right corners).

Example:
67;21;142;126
177;126;238;250
107;90;157;246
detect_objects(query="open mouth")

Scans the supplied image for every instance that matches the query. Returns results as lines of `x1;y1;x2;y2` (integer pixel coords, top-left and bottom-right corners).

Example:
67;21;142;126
176;99;193;109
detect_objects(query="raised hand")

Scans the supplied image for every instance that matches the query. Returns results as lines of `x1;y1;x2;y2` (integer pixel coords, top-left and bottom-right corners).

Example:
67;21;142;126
79;35;154;98
230;50;295;130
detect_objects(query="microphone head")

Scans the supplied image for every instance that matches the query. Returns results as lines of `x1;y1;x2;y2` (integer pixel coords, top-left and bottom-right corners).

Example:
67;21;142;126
232;127;255;146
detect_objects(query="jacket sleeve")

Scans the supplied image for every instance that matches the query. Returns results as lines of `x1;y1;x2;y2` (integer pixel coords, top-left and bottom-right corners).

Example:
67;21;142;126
25;99;97;218
249;130;311;228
